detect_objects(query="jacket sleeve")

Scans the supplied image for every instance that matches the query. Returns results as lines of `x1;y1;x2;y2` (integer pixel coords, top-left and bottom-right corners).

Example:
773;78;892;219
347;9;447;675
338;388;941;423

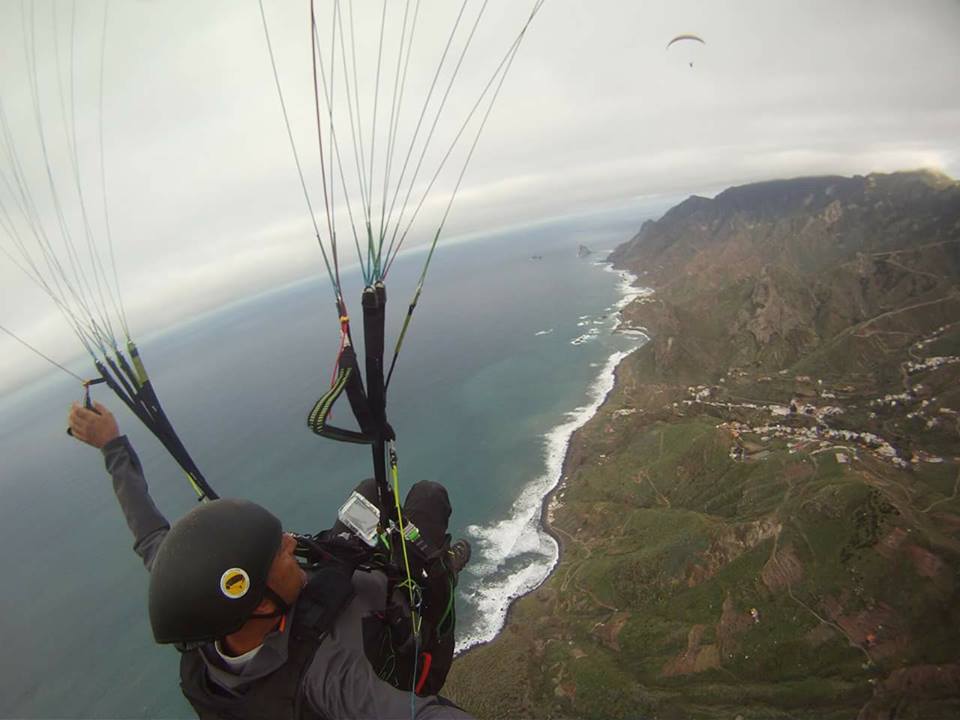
301;571;474;719
102;435;170;571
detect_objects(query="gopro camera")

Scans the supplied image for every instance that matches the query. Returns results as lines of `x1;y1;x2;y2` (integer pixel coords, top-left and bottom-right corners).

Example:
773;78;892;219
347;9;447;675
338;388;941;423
338;491;381;547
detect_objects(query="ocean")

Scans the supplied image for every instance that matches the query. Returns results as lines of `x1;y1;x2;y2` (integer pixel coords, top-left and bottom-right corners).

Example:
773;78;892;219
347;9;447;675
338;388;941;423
0;215;647;718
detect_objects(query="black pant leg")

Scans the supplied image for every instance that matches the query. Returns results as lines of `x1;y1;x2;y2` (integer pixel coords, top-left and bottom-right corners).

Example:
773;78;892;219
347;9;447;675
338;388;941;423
334;478;459;695
401;481;457;695
401;480;452;550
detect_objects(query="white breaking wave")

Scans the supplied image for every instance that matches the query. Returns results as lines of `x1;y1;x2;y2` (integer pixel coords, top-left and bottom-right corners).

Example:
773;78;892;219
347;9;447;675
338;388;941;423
570;328;601;345
603;264;652;311
454;258;650;653
456;348;634;652
535;328;554;336
603;263;653;334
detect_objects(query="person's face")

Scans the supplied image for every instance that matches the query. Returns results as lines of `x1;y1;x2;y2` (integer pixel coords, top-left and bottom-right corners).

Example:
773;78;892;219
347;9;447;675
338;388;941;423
265;533;307;608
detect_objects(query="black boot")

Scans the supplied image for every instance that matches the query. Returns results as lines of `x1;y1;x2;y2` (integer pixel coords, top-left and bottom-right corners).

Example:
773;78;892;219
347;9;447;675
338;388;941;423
447;539;471;576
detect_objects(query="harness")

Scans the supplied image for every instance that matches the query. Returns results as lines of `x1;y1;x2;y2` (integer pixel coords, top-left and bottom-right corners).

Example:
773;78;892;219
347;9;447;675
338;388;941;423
295;528;457;696
305;283;442;693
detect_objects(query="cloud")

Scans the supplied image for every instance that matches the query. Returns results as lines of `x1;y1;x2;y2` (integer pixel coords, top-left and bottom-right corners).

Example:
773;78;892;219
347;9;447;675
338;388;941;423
2;0;959;392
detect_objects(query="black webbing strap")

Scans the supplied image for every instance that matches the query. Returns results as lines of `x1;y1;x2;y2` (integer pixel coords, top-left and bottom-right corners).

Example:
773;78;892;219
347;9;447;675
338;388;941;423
307;344;376;445
362;283;398;526
341;344;378;434
307;285;397;528
95;356;219;502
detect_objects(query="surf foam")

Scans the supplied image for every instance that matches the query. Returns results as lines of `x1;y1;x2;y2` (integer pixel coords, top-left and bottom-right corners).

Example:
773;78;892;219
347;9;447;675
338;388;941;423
455;260;650;652
456;347;634;651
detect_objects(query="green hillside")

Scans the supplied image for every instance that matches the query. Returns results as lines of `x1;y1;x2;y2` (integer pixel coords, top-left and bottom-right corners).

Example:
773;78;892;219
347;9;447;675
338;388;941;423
446;171;960;719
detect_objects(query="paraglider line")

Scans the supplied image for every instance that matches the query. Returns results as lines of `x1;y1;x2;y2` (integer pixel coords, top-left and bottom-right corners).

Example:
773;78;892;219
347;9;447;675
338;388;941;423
257;0;340;300
0;323;85;382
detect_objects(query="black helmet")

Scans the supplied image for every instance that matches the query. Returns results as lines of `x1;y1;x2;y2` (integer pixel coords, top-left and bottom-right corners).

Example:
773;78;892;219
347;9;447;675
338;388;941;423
148;498;282;644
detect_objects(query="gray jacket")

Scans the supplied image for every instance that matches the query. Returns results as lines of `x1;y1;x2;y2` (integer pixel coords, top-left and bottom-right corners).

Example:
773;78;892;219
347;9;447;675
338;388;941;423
103;436;472;719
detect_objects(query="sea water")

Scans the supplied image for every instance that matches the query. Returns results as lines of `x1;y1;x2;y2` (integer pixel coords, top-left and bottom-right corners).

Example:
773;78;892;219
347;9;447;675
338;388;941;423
0;215;647;718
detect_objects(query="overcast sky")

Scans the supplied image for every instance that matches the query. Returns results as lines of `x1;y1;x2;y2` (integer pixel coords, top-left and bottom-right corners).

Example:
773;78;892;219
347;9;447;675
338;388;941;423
2;0;959;392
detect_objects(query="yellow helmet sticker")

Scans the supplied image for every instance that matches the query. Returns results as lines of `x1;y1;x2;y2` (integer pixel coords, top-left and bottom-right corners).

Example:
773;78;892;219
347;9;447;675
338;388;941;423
220;568;251;599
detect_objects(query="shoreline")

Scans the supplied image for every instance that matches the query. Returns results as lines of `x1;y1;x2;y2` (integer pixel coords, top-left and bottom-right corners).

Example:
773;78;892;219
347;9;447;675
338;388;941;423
537;351;630;578
456;263;648;655
456;351;635;656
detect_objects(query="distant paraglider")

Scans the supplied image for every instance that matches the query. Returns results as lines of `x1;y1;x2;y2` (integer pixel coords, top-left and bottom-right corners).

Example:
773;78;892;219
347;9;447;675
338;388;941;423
666;33;706;68
666;33;706;50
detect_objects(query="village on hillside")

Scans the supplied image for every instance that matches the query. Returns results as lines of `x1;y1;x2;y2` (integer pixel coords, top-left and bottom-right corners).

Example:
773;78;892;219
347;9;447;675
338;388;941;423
611;300;960;476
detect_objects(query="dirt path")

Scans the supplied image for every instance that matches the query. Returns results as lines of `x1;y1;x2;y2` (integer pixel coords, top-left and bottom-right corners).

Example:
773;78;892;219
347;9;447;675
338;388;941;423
919;467;960;514
764;453;874;665
882;257;947;283
856;468;960;557
552;523;619;613
846;292;958;338
919;409;960;515
871;239;960;259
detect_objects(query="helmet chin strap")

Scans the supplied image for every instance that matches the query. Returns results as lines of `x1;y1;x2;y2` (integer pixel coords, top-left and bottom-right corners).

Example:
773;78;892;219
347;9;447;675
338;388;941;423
248;586;291;620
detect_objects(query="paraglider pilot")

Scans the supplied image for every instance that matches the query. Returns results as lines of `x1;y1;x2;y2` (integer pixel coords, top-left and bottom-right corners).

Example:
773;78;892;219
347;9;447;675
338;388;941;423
69;402;473;719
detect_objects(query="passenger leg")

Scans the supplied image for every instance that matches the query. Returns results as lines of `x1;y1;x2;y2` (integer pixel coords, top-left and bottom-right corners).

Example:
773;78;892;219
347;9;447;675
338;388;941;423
401;480;452;551
400;481;461;696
